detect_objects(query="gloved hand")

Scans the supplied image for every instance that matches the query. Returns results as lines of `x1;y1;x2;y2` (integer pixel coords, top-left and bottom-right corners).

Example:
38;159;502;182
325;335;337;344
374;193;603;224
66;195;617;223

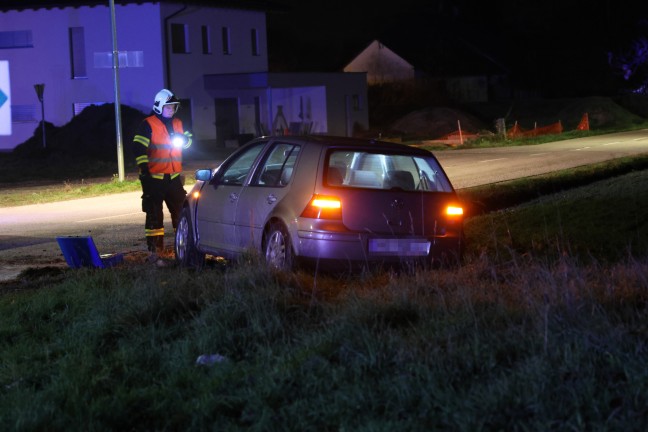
183;131;193;148
138;164;151;182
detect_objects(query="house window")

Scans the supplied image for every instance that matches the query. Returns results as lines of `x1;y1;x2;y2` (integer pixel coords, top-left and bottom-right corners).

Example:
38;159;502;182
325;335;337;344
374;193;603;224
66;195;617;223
0;30;33;49
73;102;106;116
11;104;37;122
222;26;231;55
93;51;144;68
171;23;189;54
251;28;259;56
69;27;87;79
352;95;362;111
121;51;144;67
202;26;211;54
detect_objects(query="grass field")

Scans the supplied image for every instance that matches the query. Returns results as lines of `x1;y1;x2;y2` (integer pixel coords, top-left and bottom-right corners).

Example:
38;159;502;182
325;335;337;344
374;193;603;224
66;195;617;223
1;150;647;429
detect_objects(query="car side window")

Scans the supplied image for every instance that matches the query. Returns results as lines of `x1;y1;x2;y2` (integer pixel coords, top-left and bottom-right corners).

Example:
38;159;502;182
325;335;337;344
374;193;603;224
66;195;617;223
218;142;266;186
251;142;301;187
413;157;453;192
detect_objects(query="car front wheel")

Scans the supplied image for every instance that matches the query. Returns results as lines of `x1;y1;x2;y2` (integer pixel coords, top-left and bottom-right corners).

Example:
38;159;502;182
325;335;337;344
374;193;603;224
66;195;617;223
175;207;205;269
263;222;294;271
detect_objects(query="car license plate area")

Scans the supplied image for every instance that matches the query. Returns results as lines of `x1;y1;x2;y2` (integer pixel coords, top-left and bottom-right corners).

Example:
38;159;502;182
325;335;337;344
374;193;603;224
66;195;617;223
368;239;430;256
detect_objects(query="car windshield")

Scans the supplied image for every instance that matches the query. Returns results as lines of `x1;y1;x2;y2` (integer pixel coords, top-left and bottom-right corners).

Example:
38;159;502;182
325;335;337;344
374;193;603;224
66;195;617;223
326;150;453;192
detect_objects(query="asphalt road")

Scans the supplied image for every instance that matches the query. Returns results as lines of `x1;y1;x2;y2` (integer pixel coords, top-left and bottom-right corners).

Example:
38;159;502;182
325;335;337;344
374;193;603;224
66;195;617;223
435;129;648;189
1;129;647;281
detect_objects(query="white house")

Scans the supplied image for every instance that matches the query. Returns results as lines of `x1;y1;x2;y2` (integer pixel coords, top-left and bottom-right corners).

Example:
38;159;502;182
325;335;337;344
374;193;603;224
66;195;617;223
0;1;368;153
343;40;415;85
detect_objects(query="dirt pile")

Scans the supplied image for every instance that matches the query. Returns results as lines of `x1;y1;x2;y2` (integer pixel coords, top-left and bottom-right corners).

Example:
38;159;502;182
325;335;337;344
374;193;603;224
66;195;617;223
390;107;489;139
12;104;146;161
557;96;646;130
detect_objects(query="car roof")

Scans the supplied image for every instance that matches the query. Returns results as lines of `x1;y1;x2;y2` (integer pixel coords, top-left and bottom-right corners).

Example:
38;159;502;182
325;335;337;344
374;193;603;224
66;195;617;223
249;135;434;156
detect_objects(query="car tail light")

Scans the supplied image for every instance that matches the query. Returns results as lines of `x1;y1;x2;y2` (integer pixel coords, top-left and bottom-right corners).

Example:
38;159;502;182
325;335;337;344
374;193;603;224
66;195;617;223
300;195;342;219
446;205;463;216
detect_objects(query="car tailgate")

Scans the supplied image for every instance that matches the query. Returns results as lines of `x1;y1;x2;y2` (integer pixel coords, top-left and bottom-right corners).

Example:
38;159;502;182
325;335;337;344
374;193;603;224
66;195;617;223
338;190;451;235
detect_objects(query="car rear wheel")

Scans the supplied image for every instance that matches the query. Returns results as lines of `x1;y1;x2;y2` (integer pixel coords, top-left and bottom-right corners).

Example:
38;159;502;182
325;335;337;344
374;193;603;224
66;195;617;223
175;207;205;269
263;222;294;271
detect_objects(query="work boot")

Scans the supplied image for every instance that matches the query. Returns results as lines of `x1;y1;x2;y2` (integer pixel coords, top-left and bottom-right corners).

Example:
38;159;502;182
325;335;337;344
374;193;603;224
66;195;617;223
147;235;164;252
156;236;165;254
146;236;159;253
146;236;166;266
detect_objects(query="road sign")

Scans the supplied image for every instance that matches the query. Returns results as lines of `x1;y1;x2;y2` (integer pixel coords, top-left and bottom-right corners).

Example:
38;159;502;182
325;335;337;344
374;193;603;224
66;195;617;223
0;61;10;135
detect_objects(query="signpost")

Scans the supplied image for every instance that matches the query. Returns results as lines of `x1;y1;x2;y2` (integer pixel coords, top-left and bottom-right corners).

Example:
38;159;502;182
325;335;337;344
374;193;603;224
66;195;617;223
34;83;46;148
0;61;10;136
110;0;125;182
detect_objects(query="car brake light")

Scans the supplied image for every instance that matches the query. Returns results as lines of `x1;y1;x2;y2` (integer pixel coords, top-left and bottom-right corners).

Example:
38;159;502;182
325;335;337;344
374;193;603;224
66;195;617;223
300;195;342;219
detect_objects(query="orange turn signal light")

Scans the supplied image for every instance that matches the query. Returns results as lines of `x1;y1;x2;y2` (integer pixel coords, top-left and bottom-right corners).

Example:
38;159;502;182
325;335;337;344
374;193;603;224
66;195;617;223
301;195;342;219
446;205;463;216
311;197;341;209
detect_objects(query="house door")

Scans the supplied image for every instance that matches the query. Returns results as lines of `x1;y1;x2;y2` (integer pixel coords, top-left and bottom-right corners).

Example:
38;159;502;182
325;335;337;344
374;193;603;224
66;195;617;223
214;97;239;147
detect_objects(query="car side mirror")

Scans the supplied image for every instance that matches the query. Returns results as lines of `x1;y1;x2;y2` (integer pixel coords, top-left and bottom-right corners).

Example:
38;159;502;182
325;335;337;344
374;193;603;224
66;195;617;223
195;169;213;182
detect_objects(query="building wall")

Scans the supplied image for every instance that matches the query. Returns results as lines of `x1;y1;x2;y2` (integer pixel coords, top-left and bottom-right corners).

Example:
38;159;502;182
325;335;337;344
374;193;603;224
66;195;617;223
0;3;268;152
161;4;268;146
203;72;369;143
267;73;369;137
0;3;165;151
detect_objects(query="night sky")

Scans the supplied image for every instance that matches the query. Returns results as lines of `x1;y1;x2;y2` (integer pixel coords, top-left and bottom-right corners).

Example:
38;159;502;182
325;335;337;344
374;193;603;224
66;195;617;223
7;1;648;97
266;0;648;97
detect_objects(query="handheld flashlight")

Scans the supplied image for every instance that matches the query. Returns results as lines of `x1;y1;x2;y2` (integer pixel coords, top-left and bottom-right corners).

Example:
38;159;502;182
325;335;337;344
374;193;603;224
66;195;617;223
171;133;187;148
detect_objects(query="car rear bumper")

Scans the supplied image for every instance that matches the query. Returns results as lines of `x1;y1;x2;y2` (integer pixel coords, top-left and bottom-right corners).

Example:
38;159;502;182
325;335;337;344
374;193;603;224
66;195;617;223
295;230;462;269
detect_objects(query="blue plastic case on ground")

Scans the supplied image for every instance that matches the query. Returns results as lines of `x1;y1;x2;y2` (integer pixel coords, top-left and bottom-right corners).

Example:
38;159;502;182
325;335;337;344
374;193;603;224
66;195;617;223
56;236;123;269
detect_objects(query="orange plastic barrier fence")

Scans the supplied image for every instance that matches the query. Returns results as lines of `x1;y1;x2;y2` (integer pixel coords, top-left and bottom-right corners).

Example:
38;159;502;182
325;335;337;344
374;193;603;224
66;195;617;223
425;113;589;144
426;130;478;146
438;130;478;141
507;120;563;138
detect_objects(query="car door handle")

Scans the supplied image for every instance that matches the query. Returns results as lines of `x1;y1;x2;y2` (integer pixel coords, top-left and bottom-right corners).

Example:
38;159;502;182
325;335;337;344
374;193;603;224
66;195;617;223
266;194;277;204
229;193;239;203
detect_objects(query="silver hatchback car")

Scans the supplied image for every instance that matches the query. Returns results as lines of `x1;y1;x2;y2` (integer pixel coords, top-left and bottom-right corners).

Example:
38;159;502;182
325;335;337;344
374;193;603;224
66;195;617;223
175;136;464;272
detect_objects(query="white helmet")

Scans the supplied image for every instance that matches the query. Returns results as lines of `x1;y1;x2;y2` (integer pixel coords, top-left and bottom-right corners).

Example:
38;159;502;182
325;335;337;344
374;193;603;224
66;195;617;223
152;89;180;115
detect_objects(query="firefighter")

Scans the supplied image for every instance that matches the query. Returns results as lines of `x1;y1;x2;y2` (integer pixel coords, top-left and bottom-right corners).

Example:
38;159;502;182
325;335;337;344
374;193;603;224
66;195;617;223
132;89;192;263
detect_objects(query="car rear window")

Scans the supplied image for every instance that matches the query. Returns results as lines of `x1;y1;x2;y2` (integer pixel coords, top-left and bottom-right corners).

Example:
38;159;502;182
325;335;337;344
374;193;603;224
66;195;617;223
326;150;453;192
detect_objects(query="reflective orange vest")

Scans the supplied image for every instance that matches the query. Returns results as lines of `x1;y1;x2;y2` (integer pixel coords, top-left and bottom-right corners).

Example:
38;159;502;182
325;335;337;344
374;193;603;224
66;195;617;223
146;115;184;174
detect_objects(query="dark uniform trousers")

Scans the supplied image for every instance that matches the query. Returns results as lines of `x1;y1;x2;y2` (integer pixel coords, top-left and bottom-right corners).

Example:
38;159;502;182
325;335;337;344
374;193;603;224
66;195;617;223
141;173;186;252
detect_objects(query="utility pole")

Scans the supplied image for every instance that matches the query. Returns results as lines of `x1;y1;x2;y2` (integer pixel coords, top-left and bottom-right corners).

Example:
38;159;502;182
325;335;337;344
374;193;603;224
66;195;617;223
34;83;45;148
110;0;125;182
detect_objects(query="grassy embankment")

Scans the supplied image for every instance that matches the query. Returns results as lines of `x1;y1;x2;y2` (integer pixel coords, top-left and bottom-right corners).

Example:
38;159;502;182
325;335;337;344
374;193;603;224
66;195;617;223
1;140;648;429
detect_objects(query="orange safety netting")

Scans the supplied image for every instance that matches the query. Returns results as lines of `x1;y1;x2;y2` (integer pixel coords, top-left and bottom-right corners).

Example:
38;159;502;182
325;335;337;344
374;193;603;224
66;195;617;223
507;120;563;138
438;130;478;141
436;130;478;145
425;112;589;145
576;113;589;131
